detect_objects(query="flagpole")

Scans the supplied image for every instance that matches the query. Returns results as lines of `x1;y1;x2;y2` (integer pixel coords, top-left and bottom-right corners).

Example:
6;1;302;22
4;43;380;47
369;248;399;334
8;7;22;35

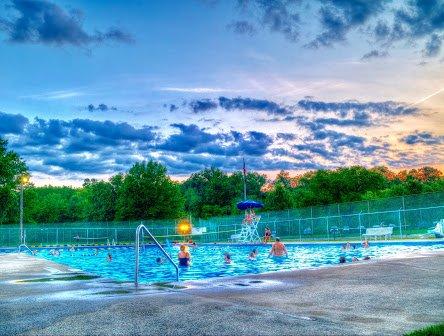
243;157;247;201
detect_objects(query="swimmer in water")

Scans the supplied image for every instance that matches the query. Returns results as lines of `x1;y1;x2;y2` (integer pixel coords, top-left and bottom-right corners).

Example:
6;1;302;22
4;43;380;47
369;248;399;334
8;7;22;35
269;238;288;258
106;252;112;262
248;249;258;260
156;257;164;264
224;252;232;264
178;245;191;266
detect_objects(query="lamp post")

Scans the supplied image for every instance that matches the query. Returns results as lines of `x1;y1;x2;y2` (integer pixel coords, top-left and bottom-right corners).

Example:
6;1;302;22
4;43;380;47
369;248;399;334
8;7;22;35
19;174;30;247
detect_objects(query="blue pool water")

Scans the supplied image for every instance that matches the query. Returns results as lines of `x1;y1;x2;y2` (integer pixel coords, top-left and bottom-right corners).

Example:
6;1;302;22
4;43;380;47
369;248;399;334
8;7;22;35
33;241;443;283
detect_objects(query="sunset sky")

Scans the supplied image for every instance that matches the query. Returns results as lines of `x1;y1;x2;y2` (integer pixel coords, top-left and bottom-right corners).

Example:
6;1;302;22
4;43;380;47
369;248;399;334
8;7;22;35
0;0;443;186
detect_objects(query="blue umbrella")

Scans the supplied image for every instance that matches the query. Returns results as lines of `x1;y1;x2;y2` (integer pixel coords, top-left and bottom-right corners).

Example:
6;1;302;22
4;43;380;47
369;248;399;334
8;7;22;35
237;200;264;210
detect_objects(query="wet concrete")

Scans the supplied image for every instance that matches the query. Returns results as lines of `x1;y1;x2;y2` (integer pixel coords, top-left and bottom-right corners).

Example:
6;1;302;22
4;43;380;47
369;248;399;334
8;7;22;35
0;251;443;335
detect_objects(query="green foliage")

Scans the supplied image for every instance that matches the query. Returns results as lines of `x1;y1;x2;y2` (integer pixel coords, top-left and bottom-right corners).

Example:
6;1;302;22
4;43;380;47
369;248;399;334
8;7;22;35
0;138;27;224
24;186;80;223
115;161;184;220
181;167;266;218
1;135;443;224
404;323;444;336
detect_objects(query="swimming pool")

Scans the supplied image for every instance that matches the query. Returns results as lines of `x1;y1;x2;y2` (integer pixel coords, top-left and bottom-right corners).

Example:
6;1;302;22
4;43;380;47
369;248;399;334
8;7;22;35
33;241;443;283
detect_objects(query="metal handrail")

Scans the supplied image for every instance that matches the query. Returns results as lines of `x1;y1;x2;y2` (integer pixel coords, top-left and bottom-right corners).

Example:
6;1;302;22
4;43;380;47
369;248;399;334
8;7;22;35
135;223;179;287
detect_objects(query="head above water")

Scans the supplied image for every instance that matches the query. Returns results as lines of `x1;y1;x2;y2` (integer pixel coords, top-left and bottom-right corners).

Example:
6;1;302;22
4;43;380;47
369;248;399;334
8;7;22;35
275;237;281;242
180;244;188;252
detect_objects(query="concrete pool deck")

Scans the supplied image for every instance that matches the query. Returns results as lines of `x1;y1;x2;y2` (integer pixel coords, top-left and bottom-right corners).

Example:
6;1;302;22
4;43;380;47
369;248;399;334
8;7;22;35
0;251;443;335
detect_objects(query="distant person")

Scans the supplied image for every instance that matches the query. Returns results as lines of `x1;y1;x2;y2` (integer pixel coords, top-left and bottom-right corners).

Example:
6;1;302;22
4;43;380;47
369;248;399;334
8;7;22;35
339;256;346;264
178;245;191;266
107;252;112;262
362;239;369;248
93;248;99;256
352;257;359;262
263;227;272;243
156;257;164;264
224;252;232;264
345;242;351;250
363;256;371;260
248;249;258;260
269;238;288;257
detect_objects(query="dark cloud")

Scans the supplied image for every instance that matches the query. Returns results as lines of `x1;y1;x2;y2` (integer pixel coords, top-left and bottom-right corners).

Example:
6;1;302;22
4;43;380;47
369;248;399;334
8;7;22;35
227;20;256;36
306;0;385;48
87;104;117;112
0;111;28;134
314;110;373;127
373;0;444;57
361;49;389;61
297;99;418;116
157;123;219;153
276;133;297;141
0;0;133;47
423;33;443;57
401;131;444;145
189;99;218;113
225;0;443;58
219;96;291;115
231;0;301;42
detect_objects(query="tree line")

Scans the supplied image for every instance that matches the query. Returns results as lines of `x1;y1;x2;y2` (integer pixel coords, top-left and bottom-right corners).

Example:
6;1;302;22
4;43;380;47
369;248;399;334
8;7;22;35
0;138;443;224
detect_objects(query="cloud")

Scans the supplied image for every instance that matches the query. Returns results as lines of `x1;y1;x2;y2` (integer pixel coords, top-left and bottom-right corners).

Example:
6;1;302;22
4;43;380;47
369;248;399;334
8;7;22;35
21;89;84;100
0;111;29;134
401;131;444;145
0;0;133;47
297;99;418;116
422;33;443;57
306;0;385;48
225;0;444;59
227;20;256;36
87;104;117;112
314;110;373;127
189;99;218;113
219;96;291;115
361;49;389;61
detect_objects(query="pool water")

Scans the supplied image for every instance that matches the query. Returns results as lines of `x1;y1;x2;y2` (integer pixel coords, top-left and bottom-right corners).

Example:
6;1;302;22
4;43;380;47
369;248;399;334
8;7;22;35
36;241;443;283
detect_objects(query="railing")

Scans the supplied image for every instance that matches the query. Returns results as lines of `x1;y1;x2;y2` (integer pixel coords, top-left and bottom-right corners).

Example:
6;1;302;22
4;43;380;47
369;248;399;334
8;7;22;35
134;223;179;287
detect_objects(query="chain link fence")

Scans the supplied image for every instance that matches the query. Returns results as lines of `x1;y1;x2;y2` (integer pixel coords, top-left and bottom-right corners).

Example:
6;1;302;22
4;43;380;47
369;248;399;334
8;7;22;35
1;192;443;247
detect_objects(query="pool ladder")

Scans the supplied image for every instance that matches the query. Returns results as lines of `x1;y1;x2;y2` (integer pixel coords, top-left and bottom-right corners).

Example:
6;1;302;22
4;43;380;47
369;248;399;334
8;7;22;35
134;223;179;287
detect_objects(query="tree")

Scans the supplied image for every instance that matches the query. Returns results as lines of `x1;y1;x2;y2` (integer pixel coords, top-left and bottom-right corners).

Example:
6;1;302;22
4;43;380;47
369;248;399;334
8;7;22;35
115;161;184;220
0;138;27;224
82;180;117;221
265;183;294;210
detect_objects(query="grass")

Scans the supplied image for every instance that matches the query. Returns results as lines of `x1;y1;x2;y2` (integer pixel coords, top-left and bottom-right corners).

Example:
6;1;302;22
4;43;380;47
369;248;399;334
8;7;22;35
19;274;99;282
404;323;444;336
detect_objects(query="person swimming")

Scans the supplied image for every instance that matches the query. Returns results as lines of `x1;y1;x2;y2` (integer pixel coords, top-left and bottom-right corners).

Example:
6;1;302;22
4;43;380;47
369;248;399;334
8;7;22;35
224;252;232;264
339;256;346;263
248;249;258;260
106;252;112;262
178;244;191;266
269;238;288;257
362;239;370;248
156;257;164;264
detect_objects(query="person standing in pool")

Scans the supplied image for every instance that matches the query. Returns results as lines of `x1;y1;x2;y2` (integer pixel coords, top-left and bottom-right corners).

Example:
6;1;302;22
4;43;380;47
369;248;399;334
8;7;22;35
263;227;272;243
178;244;191;266
269;238;288;257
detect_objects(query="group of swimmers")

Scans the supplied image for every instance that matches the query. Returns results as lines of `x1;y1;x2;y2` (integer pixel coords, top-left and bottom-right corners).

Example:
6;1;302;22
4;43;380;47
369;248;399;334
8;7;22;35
174;237;289;267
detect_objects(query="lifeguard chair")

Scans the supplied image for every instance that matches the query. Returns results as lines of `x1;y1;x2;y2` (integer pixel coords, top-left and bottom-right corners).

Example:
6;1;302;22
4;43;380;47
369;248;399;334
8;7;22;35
236;200;263;243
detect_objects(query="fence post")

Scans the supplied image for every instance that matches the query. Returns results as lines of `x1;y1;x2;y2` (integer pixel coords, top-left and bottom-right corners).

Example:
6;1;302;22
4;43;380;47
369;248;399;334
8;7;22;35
326;216;329;241
56;228;59;246
398;209;403;239
298;219;301;242
358;211;362;238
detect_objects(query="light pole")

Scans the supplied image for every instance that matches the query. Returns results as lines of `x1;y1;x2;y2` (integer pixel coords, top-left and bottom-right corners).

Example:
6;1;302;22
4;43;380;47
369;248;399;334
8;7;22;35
19;174;29;249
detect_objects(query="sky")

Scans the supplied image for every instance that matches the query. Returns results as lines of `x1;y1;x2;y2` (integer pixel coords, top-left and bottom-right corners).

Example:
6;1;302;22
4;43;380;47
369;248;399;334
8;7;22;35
0;0;443;186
